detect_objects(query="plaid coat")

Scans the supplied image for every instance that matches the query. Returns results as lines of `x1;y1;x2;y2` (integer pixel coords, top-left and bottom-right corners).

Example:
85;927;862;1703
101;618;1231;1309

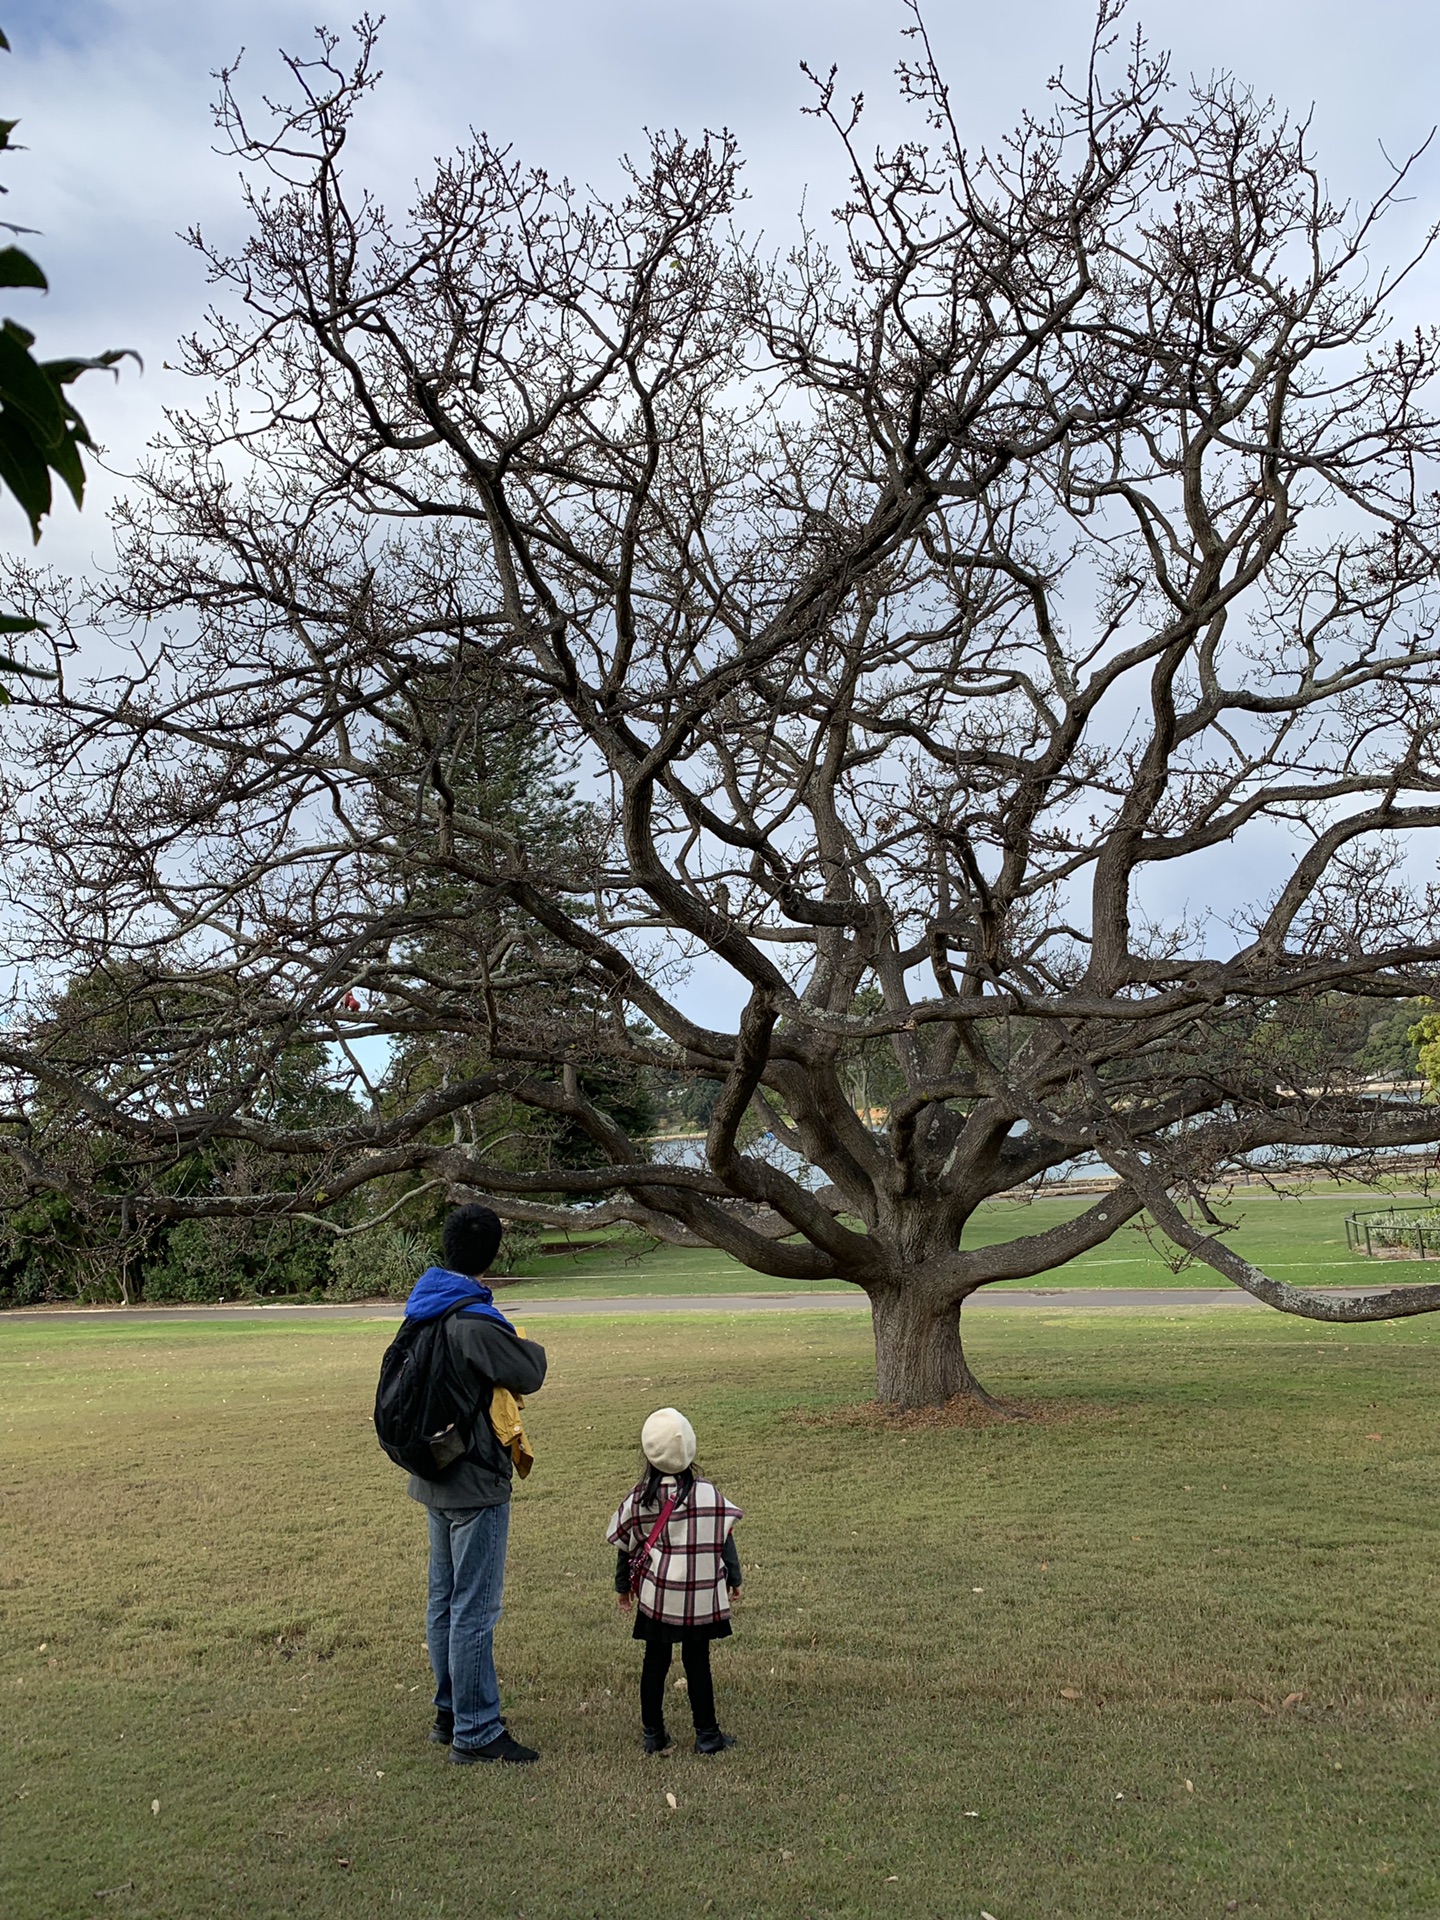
606;1474;743;1629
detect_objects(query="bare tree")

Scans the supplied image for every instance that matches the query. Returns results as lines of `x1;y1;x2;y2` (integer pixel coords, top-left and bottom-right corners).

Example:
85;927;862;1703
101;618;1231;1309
7;5;1440;1404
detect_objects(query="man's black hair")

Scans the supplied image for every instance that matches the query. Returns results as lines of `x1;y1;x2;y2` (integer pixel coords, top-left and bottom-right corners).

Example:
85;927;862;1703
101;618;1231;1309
442;1204;504;1277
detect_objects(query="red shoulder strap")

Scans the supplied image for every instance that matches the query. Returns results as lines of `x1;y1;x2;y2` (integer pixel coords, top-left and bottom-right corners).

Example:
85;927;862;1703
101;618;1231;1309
629;1488;680;1591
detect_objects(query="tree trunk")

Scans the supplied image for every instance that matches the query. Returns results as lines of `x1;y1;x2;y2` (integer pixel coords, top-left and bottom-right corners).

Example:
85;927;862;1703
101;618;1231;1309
869;1286;1001;1410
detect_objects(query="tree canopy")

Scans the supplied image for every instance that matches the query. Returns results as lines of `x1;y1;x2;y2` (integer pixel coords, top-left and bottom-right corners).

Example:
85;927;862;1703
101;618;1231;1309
6;6;1440;1402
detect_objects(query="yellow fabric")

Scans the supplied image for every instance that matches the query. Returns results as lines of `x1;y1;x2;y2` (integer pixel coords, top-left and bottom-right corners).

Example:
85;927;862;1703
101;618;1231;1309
487;1323;535;1478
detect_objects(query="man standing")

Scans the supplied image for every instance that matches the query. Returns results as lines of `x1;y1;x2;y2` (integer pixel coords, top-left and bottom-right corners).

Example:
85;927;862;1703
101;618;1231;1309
402;1204;547;1764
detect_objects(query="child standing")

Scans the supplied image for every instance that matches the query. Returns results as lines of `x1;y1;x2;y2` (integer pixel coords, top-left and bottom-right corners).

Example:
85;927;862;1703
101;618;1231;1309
606;1407;742;1756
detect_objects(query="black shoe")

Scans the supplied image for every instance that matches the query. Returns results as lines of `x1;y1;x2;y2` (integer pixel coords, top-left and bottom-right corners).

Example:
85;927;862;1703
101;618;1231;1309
694;1728;736;1756
429;1714;454;1746
642;1725;674;1755
449;1730;540;1766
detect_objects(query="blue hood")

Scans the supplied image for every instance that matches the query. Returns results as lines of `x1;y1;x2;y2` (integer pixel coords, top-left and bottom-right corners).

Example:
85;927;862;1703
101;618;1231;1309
404;1266;515;1331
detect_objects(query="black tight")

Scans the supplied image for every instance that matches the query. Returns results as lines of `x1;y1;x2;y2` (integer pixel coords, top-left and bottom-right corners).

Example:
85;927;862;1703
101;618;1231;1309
640;1636;717;1733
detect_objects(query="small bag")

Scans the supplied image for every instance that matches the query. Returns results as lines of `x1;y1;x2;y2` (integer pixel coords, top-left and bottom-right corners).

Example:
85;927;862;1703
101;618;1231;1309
628;1489;681;1594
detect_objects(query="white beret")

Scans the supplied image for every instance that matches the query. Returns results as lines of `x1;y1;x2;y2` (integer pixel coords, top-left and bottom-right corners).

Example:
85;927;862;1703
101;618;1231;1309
640;1406;697;1473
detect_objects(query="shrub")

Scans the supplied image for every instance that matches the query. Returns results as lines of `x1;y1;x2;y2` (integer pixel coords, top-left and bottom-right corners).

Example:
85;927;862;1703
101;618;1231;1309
327;1228;429;1301
144;1218;333;1301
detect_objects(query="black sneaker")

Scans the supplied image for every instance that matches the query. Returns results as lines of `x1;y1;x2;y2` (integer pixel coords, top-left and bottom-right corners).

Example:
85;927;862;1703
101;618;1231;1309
694;1728;736;1756
449;1730;540;1766
429;1714;454;1746
642;1725;673;1756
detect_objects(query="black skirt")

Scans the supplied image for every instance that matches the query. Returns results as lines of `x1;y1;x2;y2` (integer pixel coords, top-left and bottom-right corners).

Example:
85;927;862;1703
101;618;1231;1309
633;1610;733;1645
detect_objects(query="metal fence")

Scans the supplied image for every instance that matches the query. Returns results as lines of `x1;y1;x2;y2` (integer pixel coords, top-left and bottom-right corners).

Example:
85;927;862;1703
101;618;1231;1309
1345;1206;1440;1260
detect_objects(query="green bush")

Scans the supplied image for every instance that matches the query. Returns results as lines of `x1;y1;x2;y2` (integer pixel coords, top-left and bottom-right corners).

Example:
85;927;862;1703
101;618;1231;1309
490;1221;542;1274
327;1227;429;1301
0;1190;137;1305
143;1218;333;1302
327;1218;540;1297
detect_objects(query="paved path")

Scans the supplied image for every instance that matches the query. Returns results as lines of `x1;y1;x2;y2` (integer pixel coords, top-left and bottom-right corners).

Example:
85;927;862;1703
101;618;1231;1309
0;1285;1396;1328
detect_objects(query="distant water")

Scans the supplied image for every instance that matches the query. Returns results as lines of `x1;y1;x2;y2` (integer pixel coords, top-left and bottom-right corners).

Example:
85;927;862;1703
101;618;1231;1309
648;1131;1107;1189
649;1132;825;1188
646;1132;1431;1192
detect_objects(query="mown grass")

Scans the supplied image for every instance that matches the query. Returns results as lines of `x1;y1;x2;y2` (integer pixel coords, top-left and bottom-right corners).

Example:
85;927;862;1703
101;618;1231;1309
504;1185;1426;1298
3;1306;1439;1919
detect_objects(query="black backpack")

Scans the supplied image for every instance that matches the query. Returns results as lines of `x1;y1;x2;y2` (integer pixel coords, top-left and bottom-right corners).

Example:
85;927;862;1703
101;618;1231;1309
374;1303;476;1479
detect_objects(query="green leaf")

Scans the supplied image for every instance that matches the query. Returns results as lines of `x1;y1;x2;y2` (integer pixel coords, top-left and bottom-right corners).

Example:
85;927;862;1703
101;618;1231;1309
46;426;85;510
0;639;60;705
59;391;94;450
1;316;34;350
0;646;56;674
44;347;142;385
0;407;52;536
0;29;11;52
0;326;67;447
0;247;45;291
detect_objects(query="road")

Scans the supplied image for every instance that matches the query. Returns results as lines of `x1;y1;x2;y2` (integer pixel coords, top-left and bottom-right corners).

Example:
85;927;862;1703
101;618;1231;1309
0;1285;1396;1327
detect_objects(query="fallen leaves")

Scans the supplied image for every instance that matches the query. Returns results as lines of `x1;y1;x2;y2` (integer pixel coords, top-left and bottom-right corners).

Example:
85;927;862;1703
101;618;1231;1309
1059;1687;1083;1701
1281;1691;1304;1711
665;1791;677;1810
150;1799;160;1816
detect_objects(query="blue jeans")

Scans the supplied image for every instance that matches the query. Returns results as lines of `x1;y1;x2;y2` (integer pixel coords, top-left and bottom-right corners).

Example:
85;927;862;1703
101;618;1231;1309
426;1502;510;1750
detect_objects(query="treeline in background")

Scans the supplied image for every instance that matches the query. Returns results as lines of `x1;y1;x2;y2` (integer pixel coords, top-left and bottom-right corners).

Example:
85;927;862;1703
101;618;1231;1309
2;987;1426;1307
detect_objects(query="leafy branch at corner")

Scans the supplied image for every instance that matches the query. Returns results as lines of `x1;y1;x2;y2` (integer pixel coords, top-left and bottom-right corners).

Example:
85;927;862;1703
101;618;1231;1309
0;24;135;698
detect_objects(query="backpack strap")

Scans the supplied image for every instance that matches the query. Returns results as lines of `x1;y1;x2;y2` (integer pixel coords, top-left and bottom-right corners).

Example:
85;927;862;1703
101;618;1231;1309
424;1298;490;1464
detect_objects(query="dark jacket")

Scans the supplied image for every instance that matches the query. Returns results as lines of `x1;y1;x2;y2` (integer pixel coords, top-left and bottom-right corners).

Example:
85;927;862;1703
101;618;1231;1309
405;1302;547;1512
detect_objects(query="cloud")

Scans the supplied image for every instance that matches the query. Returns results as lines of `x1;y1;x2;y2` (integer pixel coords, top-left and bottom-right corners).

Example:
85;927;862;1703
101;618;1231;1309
5;0;1439;559
2;0;1436;1025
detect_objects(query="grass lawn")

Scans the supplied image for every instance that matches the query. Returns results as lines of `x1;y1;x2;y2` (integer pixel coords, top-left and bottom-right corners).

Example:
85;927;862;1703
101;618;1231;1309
501;1185;1427;1301
4;1306;1439;1918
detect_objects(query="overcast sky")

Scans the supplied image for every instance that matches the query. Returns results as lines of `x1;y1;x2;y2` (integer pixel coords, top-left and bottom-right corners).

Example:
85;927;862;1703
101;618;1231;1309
8;0;1440;571
4;0;1439;1027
